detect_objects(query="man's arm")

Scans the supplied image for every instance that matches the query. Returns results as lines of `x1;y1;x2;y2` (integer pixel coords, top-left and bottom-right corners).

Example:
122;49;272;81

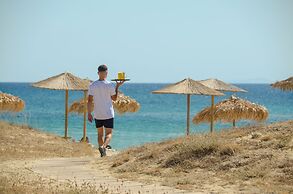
111;81;124;101
87;95;93;122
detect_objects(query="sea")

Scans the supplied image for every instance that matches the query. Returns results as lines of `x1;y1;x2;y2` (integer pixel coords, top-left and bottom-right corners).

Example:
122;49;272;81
0;82;292;150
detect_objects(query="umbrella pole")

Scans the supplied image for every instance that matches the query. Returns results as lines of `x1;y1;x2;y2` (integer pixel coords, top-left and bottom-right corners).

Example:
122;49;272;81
210;95;214;133
83;91;87;142
233;120;236;127
186;94;190;136
65;90;69;138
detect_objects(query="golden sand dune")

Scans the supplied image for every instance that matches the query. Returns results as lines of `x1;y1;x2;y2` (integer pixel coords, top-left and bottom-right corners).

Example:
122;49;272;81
0;121;292;193
108;121;293;193
0;121;95;161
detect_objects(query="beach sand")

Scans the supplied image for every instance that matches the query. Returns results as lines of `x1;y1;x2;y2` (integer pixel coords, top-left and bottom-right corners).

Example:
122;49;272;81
107;121;293;193
0;121;188;193
0;120;292;193
0;121;101;193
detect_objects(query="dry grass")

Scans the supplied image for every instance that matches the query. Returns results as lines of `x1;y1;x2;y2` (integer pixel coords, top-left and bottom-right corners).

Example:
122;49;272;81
0;121;95;161
107;121;293;193
0;121;103;194
0;170;109;194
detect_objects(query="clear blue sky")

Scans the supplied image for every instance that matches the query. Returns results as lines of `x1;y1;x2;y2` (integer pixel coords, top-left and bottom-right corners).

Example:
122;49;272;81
0;0;292;83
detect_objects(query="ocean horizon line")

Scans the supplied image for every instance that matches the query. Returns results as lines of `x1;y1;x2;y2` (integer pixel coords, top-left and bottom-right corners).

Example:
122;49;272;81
0;81;273;85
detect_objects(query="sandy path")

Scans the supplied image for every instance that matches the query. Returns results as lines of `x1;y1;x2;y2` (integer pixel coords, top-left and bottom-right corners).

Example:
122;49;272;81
29;157;195;194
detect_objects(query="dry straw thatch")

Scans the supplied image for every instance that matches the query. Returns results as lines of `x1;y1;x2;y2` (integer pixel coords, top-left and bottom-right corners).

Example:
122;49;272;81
152;78;224;96
193;95;268;125
200;78;247;92
271;77;293;91
0;92;25;112
199;78;247;132
70;92;140;115
113;93;140;114
32;72;89;90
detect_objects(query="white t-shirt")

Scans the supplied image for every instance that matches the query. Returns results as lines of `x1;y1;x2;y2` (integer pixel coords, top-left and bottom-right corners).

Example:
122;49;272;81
88;80;116;120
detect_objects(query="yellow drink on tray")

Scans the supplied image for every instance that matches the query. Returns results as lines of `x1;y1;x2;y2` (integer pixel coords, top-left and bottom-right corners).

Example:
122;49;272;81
118;72;125;80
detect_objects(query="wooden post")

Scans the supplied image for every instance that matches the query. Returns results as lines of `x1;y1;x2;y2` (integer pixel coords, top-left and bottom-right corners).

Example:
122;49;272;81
64;90;69;138
210;95;214;133
186;94;190;136
233;120;236;127
83;90;87;142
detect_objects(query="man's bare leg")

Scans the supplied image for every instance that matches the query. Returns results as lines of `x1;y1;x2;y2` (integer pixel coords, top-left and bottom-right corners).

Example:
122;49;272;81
97;127;107;157
97;127;104;147
103;128;113;148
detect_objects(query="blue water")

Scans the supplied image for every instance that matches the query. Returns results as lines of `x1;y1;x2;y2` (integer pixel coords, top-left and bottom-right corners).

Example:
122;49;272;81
0;83;292;150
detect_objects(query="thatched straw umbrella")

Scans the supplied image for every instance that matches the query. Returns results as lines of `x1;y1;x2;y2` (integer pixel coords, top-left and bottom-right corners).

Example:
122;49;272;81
152;78;224;135
199;78;247;132
32;72;89;139
112;92;140;114
0;92;25;112
69;92;140;115
193;95;268;127
271;77;293;91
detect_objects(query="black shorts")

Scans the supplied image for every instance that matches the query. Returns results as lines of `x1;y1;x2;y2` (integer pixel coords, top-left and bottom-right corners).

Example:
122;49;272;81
95;118;114;129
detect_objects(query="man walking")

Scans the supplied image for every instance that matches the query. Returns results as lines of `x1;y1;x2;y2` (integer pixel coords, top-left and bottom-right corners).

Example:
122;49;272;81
87;64;124;157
